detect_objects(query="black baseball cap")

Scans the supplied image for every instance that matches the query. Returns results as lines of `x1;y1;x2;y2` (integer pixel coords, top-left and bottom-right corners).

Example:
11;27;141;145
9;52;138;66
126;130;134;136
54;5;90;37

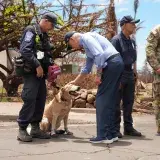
120;15;140;27
64;31;77;50
42;13;60;29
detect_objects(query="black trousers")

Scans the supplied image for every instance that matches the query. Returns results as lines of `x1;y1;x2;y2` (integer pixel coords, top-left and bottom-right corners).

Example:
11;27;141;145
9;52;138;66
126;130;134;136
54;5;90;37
17;74;46;127
115;71;135;132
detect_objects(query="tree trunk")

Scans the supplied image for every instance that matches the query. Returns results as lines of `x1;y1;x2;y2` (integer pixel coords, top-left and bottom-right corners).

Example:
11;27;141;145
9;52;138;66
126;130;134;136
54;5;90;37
105;0;117;40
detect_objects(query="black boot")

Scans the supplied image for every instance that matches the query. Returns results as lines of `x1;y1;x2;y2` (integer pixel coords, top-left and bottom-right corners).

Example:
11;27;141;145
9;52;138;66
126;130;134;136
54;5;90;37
17;126;32;142
117;131;123;138
30;123;50;139
124;128;142;137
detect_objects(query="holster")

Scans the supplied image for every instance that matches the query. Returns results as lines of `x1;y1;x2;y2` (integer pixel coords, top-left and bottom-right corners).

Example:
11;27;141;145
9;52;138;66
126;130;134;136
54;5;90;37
13;56;34;76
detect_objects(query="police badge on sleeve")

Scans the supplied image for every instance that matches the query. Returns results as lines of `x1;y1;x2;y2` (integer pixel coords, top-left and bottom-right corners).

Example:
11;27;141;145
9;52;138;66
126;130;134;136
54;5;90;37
24;31;34;42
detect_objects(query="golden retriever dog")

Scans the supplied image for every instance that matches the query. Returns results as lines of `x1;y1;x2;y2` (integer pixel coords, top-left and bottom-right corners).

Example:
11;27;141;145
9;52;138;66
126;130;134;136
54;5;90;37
40;83;80;137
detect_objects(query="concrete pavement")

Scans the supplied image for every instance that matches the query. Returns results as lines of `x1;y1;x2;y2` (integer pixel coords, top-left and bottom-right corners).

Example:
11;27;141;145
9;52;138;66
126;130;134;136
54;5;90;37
0;102;160;160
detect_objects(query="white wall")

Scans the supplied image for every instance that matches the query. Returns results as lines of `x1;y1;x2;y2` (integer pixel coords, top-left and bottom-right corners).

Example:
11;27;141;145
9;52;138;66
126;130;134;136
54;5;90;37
7;49;19;70
0;49;19;87
0;50;7;87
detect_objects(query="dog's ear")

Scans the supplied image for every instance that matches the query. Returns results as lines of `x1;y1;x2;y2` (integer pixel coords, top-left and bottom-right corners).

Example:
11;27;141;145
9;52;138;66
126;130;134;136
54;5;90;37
56;87;64;103
56;91;62;103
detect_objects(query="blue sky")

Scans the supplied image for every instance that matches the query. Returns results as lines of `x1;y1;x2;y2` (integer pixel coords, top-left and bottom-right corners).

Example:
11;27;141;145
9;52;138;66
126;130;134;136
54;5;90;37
36;0;160;70
113;0;160;70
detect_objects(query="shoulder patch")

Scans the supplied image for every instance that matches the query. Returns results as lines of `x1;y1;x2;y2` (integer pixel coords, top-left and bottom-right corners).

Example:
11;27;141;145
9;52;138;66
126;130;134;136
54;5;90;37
24;31;34;42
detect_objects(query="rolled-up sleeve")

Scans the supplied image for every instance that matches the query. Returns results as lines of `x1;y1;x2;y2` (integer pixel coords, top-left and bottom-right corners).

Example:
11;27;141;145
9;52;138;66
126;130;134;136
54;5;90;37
83;35;106;69
81;57;94;74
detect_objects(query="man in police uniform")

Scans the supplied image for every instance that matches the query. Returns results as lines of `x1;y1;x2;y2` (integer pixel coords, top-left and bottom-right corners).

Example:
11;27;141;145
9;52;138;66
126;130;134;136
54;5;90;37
17;13;60;142
111;15;142;138
146;25;160;136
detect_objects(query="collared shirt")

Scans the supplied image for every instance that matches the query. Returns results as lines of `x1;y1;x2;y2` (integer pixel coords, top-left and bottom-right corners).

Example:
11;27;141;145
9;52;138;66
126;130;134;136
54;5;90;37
80;32;119;74
20;24;40;68
111;31;137;66
20;24;52;68
34;25;53;52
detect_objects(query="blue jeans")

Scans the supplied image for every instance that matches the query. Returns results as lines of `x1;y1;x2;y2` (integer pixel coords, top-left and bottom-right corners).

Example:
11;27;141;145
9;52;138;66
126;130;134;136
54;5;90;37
95;54;124;139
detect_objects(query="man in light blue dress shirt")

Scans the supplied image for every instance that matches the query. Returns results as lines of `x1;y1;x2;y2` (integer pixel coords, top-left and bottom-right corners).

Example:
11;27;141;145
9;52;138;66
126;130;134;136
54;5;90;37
64;31;124;144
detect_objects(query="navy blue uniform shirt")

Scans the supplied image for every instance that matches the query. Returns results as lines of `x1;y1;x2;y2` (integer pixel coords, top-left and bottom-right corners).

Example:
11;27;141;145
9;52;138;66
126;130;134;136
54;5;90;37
20;24;52;69
111;32;137;71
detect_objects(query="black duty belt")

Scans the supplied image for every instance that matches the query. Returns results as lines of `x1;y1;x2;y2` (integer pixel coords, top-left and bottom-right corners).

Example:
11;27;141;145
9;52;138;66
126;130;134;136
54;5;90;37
106;53;120;62
124;65;133;71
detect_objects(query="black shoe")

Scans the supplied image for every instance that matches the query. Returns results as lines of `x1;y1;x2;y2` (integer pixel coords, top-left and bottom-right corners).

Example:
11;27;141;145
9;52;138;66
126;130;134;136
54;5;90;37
30;123;50;139
156;132;160;136
17;128;32;142
117;132;123;138
124;128;142;137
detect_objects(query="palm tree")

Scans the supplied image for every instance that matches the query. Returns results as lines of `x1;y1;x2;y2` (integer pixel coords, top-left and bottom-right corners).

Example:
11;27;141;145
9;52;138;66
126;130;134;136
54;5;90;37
133;0;144;35
105;0;117;40
134;0;139;19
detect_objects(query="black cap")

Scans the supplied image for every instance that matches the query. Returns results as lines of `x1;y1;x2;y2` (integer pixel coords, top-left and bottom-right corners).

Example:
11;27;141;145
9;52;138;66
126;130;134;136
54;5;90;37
120;15;140;27
64;31;77;50
42;12;60;29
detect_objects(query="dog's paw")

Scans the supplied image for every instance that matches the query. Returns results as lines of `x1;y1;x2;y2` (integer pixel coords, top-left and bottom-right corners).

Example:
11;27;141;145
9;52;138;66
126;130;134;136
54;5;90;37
50;134;58;138
50;130;58;138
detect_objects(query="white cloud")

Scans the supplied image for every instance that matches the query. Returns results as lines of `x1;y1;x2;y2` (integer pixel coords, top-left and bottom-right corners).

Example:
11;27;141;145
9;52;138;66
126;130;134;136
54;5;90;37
137;43;146;70
99;0;110;5
117;7;129;13
115;0;128;5
99;0;128;6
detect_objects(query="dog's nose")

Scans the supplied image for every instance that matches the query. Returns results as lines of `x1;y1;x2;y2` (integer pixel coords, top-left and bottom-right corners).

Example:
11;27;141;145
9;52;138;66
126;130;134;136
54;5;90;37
77;86;80;91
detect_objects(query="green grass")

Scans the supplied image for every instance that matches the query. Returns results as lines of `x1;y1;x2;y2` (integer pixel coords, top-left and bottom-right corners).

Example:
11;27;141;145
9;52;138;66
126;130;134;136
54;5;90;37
0;97;11;102
0;87;6;94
